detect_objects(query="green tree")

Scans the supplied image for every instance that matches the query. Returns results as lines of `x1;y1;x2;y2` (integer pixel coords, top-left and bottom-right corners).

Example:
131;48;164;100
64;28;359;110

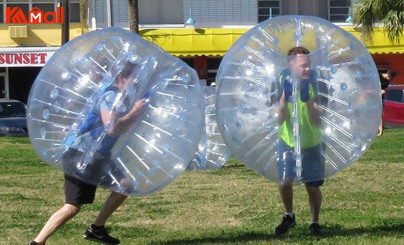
128;0;139;33
353;0;404;43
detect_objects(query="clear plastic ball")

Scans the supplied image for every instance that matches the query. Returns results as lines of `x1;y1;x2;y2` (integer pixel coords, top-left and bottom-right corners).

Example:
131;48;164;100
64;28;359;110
27;27;204;196
216;16;381;184
188;85;231;170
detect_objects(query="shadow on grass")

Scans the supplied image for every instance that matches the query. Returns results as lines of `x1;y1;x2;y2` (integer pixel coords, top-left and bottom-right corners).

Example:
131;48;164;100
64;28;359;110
151;221;404;245
149;231;279;245
323;221;404;237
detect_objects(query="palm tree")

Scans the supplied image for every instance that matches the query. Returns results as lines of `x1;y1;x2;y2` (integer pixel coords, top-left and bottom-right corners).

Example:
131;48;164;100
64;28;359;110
128;0;139;33
353;0;404;43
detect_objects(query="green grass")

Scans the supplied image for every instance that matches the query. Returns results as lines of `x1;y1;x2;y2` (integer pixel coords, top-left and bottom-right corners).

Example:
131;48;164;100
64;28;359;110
1;130;404;244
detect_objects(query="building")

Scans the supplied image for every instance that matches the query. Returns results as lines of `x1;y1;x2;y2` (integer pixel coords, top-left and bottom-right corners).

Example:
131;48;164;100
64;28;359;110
91;0;404;86
1;0;403;103
0;0;85;103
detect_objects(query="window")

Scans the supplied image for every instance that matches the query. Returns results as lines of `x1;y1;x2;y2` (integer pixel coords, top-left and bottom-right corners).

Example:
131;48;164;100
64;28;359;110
70;1;80;23
258;0;281;22
0;101;26;118
0;76;5;99
2;0;80;23
386;90;404;103
329;0;352;22
0;3;3;23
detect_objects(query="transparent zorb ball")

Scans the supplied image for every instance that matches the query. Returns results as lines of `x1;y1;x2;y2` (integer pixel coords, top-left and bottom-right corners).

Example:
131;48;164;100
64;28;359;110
216;16;381;184
188;85;231;170
27;27;204;196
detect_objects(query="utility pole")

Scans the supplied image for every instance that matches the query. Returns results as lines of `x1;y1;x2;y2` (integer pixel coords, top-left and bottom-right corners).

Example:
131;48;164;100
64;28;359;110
61;0;70;45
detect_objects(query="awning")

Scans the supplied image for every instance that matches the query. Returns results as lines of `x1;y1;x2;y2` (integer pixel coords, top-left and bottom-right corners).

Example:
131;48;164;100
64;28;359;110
140;28;246;57
140;27;404;56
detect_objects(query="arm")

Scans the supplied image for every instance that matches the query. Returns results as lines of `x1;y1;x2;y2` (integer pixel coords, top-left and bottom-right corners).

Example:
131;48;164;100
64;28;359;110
100;99;146;137
306;100;322;127
276;92;289;125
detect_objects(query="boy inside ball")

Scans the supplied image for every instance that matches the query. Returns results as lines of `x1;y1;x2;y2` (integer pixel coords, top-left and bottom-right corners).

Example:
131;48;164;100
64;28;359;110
274;46;326;236
28;61;146;245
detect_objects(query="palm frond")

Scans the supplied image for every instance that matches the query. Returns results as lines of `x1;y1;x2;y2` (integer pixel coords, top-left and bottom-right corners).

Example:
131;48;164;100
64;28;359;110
353;0;404;43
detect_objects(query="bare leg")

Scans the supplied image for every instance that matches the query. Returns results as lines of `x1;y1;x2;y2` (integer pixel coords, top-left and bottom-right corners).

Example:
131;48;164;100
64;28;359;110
305;185;322;223
279;184;293;213
378;119;383;136
34;204;81;243
93;192;127;226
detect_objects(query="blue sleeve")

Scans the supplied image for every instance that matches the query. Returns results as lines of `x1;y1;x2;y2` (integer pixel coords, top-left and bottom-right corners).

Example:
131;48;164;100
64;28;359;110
99;91;118;112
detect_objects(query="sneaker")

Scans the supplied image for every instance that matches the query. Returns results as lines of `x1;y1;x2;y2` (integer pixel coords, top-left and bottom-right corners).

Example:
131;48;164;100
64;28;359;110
309;223;324;236
83;225;120;244
27;242;45;245
274;214;296;235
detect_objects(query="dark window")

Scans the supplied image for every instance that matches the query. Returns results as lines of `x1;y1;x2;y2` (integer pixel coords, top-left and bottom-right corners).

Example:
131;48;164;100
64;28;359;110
329;0;352;23
386;90;403;103
330;7;349;15
0;77;5;98
258;0;281;23
258;1;279;8
330;0;350;7
0;4;3;23
259;8;280;16
70;2;80;22
0;102;27;118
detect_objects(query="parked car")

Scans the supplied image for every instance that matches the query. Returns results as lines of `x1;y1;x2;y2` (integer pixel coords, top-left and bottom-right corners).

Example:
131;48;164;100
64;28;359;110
0;99;28;137
383;85;404;128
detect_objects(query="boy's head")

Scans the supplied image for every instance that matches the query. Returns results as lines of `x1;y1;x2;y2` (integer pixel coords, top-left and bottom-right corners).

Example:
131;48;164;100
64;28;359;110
386;70;396;81
287;47;311;79
115;61;138;90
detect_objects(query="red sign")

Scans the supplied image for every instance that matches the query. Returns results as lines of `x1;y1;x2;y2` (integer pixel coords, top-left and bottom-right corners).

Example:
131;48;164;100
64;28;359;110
6;7;64;24
0;52;51;67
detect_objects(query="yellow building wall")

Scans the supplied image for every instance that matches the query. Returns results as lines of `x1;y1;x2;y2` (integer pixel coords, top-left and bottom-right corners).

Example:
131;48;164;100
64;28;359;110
0;24;87;47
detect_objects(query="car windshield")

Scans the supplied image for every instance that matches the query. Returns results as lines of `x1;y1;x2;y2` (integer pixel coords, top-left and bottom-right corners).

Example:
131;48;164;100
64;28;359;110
0;102;26;118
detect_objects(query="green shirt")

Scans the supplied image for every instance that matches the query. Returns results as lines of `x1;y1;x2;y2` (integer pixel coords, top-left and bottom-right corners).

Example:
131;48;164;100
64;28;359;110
278;79;322;149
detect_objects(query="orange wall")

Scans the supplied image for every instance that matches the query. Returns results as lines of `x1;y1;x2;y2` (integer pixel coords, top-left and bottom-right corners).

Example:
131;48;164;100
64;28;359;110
372;54;404;85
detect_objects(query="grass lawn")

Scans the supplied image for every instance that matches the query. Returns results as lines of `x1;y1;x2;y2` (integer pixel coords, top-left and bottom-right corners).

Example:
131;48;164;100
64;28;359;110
1;129;404;244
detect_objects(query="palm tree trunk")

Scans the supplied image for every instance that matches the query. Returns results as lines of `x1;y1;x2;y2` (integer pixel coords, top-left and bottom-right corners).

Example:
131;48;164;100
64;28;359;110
128;0;139;33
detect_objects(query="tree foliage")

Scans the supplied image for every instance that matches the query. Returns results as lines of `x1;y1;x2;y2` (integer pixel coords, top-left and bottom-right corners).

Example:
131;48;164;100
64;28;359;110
353;0;404;43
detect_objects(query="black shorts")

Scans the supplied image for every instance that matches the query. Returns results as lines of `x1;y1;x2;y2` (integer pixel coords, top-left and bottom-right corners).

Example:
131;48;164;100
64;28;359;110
62;148;125;204
64;174;97;205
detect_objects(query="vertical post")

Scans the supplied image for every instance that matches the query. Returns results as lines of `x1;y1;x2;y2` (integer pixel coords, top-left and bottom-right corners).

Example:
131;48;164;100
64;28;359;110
107;0;114;27
91;0;97;30
61;0;70;45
